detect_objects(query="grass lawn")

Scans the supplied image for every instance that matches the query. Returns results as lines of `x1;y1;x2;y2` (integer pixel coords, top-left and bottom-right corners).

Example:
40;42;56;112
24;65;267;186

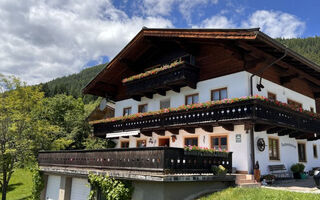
0;168;32;200
199;187;320;200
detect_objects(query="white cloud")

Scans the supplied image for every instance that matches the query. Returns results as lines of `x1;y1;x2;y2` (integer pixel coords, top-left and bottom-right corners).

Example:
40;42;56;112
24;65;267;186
140;0;219;23
0;0;173;84
242;10;305;38
194;15;235;28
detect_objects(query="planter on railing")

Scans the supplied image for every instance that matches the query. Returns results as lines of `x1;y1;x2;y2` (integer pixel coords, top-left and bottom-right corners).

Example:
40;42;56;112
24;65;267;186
38;147;233;174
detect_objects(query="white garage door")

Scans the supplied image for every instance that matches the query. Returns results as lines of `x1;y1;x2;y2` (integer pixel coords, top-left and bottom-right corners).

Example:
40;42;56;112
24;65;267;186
45;175;60;200
70;178;90;200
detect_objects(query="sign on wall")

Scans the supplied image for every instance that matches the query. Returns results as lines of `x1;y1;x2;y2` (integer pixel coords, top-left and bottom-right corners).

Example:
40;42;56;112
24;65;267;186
236;134;241;143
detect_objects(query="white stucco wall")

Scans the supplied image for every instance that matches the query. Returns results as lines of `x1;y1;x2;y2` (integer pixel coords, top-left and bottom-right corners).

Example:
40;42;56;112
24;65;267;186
116;125;251;173
115;71;316;117
115;71;249;117
112;70;319;174
254;131;320;175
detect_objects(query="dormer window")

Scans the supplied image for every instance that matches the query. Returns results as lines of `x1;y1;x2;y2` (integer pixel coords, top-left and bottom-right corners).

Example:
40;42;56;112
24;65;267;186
123;107;132;116
138;104;148;113
211;88;227;101
185;93;199;105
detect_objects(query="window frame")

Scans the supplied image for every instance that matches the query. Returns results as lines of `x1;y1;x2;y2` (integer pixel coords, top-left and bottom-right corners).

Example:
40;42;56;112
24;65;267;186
184;136;199;147
136;139;147;148
185;93;199;105
267;92;277;101
287;99;302;109
160;99;171;109
120;140;129;148
210;135;228;151
298;142;307;162
123;107;132;116
313;144;318;158
268;137;280;161
211;88;228;101
138;104;148;113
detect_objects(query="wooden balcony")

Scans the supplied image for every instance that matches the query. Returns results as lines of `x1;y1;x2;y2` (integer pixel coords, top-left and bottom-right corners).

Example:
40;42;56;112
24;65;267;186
38;147;233;174
93;99;320;140
123;62;199;101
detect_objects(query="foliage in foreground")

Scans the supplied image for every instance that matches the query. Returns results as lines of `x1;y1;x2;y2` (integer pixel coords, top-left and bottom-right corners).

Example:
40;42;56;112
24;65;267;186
31;166;45;200
88;173;133;200
0;169;32;200
199;187;320;200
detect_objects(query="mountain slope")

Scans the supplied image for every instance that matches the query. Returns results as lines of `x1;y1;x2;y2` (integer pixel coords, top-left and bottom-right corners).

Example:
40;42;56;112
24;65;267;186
41;63;106;103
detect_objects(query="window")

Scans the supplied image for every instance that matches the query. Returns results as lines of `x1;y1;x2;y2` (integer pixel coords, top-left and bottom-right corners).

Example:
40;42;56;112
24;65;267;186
211;136;228;150
138;104;148;113
123;107;132;116
287;99;302;109
313;145;318;158
184;137;198;146
137;139;147;148
269;138;280;160
311;107;315;113
160;99;170;109
211;88;228;101
121;141;129;148
268;92;277;101
185;93;199;105
298;143;307;162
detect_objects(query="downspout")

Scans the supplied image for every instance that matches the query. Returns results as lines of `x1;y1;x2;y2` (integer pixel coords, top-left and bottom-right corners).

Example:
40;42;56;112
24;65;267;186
248;49;287;174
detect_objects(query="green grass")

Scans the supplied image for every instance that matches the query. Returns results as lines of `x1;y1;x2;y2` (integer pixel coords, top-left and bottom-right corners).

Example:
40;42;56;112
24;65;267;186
199;187;320;200
0;168;32;200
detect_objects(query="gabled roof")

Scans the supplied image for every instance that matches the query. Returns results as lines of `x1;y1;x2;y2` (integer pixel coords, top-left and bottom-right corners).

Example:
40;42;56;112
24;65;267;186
83;28;320;99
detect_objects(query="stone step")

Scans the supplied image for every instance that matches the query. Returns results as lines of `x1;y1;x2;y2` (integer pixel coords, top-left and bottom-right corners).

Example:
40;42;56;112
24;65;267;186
238;182;261;188
236;179;257;184
235;174;254;181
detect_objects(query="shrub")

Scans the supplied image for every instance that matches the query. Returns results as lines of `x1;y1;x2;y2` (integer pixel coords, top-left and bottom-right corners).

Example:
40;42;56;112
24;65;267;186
291;163;305;173
212;165;227;176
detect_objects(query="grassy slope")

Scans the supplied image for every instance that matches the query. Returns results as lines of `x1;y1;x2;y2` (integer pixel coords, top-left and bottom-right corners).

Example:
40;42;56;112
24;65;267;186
0;169;32;200
199;187;320;200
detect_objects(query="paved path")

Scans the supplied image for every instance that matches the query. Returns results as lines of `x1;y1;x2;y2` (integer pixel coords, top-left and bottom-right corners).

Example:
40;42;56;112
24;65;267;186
262;177;320;194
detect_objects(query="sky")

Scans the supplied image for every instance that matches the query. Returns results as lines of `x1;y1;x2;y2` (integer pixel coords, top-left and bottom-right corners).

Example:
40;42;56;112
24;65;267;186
0;0;319;85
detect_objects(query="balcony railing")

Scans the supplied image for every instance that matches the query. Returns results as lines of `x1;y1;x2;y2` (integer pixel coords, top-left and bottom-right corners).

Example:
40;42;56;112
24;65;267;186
93;99;320;139
38;147;233;174
123;62;199;100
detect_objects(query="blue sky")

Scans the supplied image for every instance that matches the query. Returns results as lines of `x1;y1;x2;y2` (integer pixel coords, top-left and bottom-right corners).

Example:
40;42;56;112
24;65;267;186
0;0;318;84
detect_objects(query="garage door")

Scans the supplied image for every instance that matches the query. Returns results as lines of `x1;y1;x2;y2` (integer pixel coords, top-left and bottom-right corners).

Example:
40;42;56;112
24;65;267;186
45;175;60;200
70;178;90;200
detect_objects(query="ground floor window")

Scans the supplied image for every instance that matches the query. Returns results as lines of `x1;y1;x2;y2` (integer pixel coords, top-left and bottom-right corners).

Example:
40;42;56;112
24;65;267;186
298;143;307;162
268;137;280;160
184;137;198;146
211;135;228;150
120;141;129;148
314;144;318;158
136;139;146;147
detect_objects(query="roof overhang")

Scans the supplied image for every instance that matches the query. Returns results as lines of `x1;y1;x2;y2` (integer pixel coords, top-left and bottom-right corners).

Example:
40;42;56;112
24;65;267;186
83;28;320;100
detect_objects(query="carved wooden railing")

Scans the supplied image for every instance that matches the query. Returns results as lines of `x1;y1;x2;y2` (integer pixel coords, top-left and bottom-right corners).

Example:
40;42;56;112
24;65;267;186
93;99;320;137
38;147;233;174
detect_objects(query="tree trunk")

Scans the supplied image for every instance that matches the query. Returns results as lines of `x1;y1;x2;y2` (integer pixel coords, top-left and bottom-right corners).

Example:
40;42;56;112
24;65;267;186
2;167;7;200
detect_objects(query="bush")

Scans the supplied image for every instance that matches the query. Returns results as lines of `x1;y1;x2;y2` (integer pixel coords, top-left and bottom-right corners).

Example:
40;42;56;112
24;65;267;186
212;165;227;176
291;163;305;173
88;173;133;200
